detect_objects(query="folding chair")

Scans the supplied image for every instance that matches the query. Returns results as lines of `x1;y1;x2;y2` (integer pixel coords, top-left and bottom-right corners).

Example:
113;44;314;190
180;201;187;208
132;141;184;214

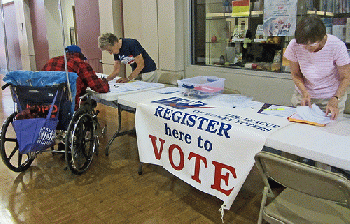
254;151;350;224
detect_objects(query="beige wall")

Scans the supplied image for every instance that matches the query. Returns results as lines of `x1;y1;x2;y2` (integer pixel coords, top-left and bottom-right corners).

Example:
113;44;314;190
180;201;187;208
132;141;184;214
45;0;66;58
44;0;75;58
99;0;124;75
121;0;185;77
12;0;74;70
14;0;35;70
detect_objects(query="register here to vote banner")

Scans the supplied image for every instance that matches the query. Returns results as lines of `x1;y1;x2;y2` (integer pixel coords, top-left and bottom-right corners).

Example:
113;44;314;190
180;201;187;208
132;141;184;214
135;96;290;209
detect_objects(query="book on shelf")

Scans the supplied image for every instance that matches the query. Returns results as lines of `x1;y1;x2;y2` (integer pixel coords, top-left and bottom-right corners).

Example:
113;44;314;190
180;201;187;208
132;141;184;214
306;0;314;11
333;0;349;13
319;0;326;11
346;18;350;43
327;0;334;12
333;18;347;41
297;0;307;14
342;0;347;13
322;18;333;34
255;24;264;40
237;18;249;32
334;0;339;13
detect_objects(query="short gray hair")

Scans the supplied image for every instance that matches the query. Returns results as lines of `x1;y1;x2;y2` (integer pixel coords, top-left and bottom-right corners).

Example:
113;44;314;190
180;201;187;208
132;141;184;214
98;33;118;49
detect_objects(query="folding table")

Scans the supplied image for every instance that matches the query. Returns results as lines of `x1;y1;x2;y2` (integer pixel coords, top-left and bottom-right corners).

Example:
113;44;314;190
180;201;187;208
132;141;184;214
88;80;165;155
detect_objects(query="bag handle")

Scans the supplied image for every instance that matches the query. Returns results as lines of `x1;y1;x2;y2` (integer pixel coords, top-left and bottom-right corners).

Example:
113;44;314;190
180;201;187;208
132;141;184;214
46;90;59;119
10;87;23;112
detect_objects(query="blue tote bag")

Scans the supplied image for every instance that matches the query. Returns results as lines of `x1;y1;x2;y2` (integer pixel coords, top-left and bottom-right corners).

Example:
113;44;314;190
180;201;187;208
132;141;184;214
12;91;60;154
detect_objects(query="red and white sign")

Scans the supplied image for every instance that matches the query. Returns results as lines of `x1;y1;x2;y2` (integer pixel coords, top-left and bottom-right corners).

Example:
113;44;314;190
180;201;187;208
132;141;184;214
135;96;290;209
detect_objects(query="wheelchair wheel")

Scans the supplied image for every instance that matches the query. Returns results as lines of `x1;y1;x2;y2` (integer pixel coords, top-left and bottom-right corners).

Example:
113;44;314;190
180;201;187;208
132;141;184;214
65;112;95;175
0;112;34;172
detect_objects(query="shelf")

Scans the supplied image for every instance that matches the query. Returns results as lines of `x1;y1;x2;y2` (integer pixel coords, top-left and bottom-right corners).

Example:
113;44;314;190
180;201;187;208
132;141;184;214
205;42;227;44
251;11;263;16
254;39;267;43
307;11;334;16
206;11;263;19
230;38;245;42
206;13;232;19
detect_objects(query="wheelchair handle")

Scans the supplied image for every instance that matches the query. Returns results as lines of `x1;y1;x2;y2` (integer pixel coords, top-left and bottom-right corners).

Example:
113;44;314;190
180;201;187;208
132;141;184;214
1;83;11;90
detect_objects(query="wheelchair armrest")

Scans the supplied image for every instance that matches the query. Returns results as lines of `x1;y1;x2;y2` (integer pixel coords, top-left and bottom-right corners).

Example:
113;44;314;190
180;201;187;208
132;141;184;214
2;83;11;90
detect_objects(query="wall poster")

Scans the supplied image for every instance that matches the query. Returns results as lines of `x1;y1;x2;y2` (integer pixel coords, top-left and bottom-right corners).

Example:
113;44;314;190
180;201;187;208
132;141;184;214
263;0;297;36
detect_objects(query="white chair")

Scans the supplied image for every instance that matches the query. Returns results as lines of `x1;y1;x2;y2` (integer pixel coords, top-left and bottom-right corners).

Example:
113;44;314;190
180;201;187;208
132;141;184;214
254;151;350;224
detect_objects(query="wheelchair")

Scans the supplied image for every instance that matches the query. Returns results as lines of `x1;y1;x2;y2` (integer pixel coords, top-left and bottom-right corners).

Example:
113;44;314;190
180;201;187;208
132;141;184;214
0;71;102;175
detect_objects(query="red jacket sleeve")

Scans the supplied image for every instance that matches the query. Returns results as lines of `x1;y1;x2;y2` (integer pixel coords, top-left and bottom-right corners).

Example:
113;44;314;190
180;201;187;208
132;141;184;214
78;62;109;93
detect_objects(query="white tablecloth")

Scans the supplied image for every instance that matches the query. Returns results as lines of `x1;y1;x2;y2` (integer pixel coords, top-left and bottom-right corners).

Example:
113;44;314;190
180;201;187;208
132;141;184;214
135;94;291;209
266;117;350;171
92;88;350;208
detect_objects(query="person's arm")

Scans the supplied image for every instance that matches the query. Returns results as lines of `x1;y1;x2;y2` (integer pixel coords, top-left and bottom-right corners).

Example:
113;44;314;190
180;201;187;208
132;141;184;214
128;54;144;80
117;54;145;83
80;62;110;93
288;59;311;107
107;60;121;81
326;63;350;119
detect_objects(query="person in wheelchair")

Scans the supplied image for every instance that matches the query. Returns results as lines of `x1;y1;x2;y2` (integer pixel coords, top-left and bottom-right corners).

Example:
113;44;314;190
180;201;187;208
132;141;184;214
42;45;109;154
42;45;109;110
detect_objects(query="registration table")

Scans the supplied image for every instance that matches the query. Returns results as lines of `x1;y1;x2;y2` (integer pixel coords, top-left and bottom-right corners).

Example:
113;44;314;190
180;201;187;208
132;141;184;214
88;79;165;155
91;84;350;216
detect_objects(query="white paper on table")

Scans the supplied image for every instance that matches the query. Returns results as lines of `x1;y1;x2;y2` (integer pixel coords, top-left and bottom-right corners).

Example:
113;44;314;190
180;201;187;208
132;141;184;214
96;73;121;81
203;94;263;109
108;81;164;94
295;104;332;125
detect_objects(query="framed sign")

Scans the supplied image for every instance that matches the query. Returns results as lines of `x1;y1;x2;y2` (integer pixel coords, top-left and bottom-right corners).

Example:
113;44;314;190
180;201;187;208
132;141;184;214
263;0;297;36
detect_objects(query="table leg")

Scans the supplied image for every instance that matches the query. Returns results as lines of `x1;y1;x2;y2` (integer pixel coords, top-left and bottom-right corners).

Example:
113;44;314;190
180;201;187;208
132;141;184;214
105;103;136;156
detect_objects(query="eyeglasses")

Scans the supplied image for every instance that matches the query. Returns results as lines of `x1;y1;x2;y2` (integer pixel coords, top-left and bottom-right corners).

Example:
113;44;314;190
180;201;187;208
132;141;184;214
300;36;327;47
300;41;319;47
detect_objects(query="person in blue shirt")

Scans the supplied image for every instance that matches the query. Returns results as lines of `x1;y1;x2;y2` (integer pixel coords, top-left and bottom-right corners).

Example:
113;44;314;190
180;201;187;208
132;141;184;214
98;33;157;83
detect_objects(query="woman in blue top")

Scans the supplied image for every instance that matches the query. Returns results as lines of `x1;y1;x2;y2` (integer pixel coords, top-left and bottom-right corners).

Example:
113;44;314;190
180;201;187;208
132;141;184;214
98;33;157;83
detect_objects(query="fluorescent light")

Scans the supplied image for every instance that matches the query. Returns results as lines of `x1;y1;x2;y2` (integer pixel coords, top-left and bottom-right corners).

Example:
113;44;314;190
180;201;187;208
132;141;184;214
2;0;13;4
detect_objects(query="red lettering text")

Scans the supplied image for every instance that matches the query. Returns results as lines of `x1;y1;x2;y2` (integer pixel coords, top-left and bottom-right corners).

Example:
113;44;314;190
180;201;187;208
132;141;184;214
211;161;237;196
188;152;207;183
149;134;165;160
168;144;184;170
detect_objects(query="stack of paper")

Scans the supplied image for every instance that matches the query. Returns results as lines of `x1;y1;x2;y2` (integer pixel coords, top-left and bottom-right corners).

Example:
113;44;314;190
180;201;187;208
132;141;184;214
288;104;332;126
109;81;164;94
203;94;263;109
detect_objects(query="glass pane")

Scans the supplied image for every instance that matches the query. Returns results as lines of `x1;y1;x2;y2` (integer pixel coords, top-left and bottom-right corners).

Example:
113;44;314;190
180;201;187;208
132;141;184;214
191;0;350;73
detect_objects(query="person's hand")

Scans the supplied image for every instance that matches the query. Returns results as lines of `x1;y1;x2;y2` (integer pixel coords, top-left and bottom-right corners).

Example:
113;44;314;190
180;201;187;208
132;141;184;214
301;93;311;107
326;97;339;120
115;77;129;83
